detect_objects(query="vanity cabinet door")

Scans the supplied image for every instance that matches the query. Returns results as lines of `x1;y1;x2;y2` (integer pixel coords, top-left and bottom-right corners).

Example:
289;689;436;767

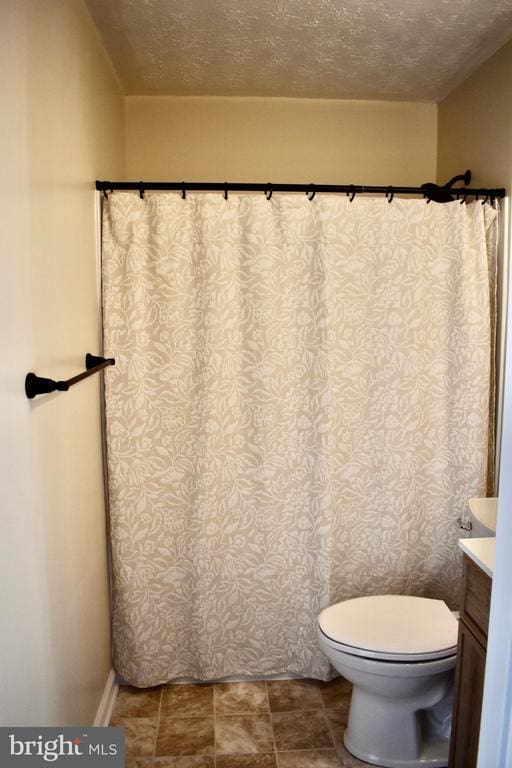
449;619;487;768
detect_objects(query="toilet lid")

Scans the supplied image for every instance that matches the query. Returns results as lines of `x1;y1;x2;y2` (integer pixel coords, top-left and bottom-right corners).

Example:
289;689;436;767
318;595;458;661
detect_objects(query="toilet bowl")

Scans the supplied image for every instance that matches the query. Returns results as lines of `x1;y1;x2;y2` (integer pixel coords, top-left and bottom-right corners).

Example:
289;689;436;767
318;595;458;768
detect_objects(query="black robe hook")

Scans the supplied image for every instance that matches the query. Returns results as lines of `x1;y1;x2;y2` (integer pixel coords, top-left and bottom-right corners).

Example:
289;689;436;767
444;170;472;189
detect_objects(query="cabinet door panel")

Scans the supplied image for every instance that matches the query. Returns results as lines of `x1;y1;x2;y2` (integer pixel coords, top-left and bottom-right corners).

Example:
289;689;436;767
449;620;487;768
462;556;492;640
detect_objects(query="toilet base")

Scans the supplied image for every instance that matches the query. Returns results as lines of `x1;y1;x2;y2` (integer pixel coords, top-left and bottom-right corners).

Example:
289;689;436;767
342;677;453;768
343;731;450;768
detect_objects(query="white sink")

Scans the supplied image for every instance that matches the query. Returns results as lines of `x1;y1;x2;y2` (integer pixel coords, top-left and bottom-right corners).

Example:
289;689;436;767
468;497;498;537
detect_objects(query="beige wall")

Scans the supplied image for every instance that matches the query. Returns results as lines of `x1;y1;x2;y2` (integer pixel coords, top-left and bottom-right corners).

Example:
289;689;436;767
0;0;124;725
125;96;438;184
438;40;512;189
1;0;507;728
438;40;512;489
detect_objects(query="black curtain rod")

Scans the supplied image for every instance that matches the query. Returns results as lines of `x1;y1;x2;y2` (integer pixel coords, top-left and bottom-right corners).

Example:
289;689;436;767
96;171;505;203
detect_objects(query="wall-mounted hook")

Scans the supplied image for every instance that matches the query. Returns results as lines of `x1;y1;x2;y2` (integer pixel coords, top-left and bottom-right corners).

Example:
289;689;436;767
443;170;472;189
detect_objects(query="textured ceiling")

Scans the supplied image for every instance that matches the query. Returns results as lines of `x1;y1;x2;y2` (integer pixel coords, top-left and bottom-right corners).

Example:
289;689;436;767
85;0;512;101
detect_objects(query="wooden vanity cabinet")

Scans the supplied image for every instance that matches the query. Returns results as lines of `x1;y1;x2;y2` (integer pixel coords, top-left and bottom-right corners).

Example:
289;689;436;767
449;554;492;768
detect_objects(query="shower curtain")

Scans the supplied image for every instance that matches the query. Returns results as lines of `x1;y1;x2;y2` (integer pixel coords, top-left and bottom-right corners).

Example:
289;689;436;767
102;193;497;686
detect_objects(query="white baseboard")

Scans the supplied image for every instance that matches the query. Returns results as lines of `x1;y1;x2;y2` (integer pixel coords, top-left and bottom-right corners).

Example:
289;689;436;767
93;669;119;727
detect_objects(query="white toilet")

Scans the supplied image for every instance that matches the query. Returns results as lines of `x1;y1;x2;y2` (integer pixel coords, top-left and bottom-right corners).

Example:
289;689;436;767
318;595;458;768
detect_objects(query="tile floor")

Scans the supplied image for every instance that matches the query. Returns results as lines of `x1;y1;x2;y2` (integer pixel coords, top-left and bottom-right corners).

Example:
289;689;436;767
110;677;374;767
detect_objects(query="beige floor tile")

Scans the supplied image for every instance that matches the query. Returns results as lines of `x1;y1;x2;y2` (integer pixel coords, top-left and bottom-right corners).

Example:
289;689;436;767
111;717;158;757
272;711;333;752
112;686;162;720
276;749;341;767
267;680;324;712
325;701;351;741
325;709;344;757
161;685;214;717
215;682;269;714
126;758;214;768
319;678;352;709
156;716;215;756
215;715;274;755
215;755;277;768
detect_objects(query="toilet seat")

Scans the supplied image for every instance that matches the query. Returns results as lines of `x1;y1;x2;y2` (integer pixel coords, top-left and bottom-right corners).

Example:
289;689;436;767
318;595;458;662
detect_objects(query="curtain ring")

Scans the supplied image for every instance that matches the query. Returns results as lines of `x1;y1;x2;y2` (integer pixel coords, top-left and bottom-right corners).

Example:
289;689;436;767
224;182;229;201
181;182;187;200
103;189;109;200
347;185;356;203
307;184;316;201
482;194;489;206
139;182;145;200
386;186;394;204
265;183;273;200
460;193;466;205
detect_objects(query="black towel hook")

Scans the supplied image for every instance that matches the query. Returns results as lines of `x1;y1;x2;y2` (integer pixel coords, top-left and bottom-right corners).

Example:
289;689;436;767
265;183;273;200
307;184;316;201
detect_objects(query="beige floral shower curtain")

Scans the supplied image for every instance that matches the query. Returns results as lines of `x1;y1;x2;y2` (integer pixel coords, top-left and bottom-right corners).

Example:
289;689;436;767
102;193;497;686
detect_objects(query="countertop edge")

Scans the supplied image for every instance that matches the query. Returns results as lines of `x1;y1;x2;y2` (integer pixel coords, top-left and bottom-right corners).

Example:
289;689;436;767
458;537;495;578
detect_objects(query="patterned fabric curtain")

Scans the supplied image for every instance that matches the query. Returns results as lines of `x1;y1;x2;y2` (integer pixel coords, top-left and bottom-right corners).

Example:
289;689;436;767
102;194;497;686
